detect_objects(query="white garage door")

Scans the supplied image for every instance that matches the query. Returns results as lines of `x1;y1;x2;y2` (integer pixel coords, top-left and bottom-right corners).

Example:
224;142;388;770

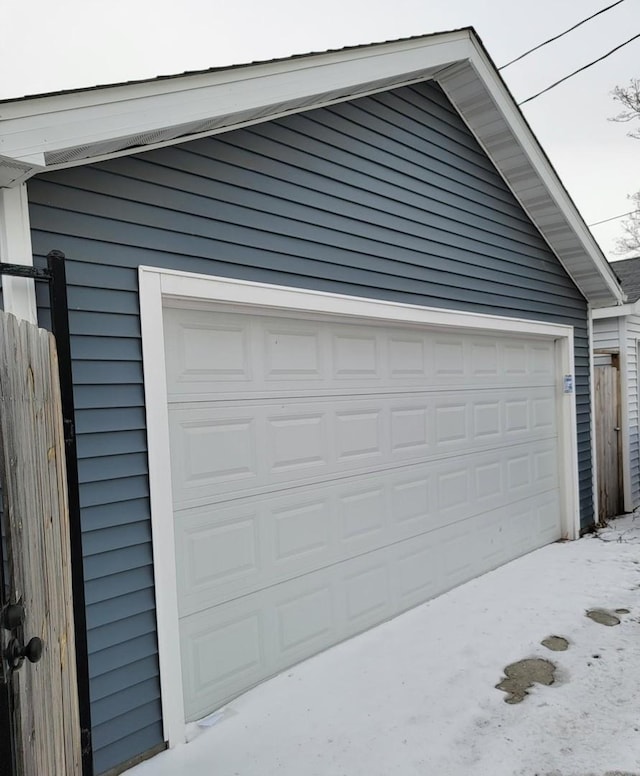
163;305;562;721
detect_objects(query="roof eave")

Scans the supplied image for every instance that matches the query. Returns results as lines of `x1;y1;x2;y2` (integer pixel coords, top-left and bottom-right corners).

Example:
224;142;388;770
0;28;624;308
0;30;470;168
435;39;623;309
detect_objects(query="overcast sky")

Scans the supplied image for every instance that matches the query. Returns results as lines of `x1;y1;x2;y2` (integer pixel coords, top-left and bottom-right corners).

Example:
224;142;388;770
2;0;638;261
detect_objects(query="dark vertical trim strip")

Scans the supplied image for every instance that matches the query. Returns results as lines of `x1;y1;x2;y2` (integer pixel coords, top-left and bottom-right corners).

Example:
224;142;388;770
47;251;94;776
0;529;17;776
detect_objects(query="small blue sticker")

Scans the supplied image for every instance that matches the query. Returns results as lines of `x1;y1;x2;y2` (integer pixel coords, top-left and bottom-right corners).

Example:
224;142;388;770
563;375;574;394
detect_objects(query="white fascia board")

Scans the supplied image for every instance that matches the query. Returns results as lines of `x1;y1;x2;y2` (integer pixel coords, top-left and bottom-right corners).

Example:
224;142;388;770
0;32;469;163
592;302;640;319
436;40;624;308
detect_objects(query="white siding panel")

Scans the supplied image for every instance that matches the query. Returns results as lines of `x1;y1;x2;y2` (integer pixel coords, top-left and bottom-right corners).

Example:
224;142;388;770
592;317;621;352
625;315;640;508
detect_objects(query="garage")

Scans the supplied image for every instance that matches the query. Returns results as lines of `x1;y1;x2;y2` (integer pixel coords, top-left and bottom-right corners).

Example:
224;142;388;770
161;296;564;722
3;26;626;771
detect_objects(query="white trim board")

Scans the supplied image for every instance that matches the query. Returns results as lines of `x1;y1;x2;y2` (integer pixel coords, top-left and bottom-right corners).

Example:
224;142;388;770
587;308;600;526
619;316;633;512
0;184;37;323
593;302;640;319
138;265;582;749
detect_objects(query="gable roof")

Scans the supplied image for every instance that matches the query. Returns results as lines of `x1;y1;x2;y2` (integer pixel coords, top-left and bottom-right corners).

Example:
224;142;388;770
0;28;624;307
610;257;640;303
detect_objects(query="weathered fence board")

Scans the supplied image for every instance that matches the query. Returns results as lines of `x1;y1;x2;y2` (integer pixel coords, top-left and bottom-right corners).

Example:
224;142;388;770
0;311;80;776
595;362;623;521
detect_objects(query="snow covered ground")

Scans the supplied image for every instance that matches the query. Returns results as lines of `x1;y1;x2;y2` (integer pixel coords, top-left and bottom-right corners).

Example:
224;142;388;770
128;514;640;776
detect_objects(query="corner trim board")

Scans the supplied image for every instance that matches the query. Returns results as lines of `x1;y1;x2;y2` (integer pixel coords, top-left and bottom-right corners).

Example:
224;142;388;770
0;185;37;323
587;308;600;526
619;316;633;512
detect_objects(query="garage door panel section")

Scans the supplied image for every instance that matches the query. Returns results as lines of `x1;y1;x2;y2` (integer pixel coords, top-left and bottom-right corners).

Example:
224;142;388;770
164;307;556;400
178;487;560;721
164;305;562;721
169;387;557;509
174;437;558;617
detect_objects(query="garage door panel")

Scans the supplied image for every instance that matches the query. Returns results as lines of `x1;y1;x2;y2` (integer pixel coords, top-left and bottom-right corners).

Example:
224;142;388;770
180;602;269;722
165;306;565;722
164;310;254;388
169;388;557;509
178;510;261;598
164;308;556;400
174;438;558;617
171;416;258;490
536;495;564;544
179;489;560;720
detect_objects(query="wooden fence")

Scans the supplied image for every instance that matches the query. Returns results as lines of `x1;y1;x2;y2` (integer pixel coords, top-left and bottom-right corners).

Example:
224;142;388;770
0;311;81;775
594;361;623;520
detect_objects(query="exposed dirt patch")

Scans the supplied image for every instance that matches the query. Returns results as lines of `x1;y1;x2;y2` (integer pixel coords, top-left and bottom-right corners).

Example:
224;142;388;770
605;772;640;775
615;608;631;614
541;635;569;652
586;609;621;626
543;771;640;775
496;658;556;704
601;772;640;775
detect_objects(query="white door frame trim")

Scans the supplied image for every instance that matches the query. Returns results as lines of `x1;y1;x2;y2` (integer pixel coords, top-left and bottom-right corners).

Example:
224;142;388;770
138;265;581;749
618;317;633;512
587;308;600;526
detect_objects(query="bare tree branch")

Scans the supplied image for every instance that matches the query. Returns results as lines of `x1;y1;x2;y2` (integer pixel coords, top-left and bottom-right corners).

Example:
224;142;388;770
614;192;640;256
610;78;640;138
610;80;640;254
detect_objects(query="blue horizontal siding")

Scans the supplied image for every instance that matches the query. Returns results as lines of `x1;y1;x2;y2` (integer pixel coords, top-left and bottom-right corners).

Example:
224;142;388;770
86;589;155;631
77;431;147;460
74;385;145;411
92;701;161;752
75;408;146;435
92;678;160;726
80;498;150;531
82;521;151;556
69;311;141;338
79;476;149;509
83;546;153;584
31;177;583;303
84;567;154;606
72;363;143;386
28;80;591;774
91;658;159;704
78;453;148;485
93;722;163;776
89;633;159;679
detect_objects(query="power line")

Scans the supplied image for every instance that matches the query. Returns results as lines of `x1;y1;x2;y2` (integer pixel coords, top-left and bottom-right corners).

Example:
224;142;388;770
500;0;627;70
518;32;640;105
589;209;637;227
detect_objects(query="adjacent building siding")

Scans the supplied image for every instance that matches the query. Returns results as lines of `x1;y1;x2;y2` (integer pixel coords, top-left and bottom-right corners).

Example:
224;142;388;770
593;315;640;511
593;316;621;352
28;81;591;774
624;316;640;508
